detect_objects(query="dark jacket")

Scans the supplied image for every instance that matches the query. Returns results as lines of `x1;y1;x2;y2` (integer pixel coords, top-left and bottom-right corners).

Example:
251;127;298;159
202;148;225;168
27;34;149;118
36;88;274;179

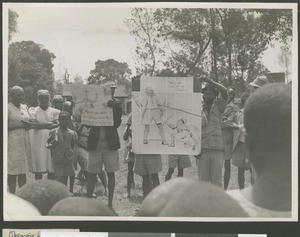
87;98;122;151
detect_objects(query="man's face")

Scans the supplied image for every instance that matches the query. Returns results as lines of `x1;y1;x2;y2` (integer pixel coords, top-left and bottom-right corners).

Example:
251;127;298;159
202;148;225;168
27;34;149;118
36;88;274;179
12;90;25;104
38;95;50;107
203;90;216;105
59;114;70;128
228;89;236;101
53;99;64;110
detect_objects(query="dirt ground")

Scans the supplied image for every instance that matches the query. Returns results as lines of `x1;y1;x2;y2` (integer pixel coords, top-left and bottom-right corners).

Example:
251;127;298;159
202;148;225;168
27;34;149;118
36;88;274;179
27;115;251;216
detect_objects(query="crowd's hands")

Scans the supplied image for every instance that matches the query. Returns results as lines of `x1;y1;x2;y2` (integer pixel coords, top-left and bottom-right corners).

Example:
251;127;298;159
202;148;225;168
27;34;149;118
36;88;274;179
197;74;228;100
45;139;58;149
46;132;58;149
21;117;38;130
32;121;54;130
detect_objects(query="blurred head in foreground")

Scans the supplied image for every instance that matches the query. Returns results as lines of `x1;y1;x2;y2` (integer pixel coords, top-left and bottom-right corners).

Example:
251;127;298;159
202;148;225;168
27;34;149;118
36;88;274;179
48;197;116;216
243;83;291;211
16;179;72;215
138;178;247;217
244;83;291;178
5;193;41;220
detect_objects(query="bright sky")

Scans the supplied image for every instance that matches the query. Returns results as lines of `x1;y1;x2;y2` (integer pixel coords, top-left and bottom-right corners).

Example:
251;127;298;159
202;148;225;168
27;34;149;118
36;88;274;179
9;4;137;81
8;3;289;81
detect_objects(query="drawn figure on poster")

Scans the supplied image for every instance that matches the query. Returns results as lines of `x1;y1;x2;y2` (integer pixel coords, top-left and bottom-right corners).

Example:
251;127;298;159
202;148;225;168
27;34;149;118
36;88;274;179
73;89;109;117
141;87;168;145
166;117;200;150
71;84;114;126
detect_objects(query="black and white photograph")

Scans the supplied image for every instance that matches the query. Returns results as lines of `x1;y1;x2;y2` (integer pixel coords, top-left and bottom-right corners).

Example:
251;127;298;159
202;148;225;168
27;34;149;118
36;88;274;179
2;2;298;221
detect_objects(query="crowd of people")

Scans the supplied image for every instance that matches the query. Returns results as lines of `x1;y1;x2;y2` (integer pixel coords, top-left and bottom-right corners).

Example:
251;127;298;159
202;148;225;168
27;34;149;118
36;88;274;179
7;75;292;217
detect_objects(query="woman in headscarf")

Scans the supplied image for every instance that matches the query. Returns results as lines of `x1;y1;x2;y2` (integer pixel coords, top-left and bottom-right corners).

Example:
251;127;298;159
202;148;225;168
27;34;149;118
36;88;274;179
29;90;60;180
7;86;33;193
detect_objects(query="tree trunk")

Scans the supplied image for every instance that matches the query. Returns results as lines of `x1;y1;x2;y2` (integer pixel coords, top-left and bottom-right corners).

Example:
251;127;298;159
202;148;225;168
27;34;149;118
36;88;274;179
210;9;218;82
228;39;232;85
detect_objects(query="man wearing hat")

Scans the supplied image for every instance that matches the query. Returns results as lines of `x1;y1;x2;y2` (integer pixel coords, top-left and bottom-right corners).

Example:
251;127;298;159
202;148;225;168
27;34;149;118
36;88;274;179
195;75;228;187
250;75;268;90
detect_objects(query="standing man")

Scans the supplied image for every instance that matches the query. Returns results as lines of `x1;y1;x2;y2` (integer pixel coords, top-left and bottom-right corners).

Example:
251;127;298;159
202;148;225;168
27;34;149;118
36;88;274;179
195;75;228;187
86;83;122;209
222;87;240;190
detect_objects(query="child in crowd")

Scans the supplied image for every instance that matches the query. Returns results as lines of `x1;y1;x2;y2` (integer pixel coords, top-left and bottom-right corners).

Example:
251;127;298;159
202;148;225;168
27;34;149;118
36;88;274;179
123;113;135;198
46;111;77;186
63;100;76;192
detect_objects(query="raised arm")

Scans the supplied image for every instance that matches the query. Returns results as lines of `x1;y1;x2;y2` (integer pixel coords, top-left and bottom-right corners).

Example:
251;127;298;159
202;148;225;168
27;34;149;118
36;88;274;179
200;75;228;100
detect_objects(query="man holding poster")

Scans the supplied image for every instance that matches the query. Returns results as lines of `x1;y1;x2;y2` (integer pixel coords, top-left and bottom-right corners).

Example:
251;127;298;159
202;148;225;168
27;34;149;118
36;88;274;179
196;75;228;187
71;82;122;209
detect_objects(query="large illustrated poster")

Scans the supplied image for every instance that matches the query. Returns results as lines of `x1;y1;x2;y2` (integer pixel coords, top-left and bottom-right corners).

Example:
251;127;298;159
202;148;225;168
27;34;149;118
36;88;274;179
132;76;202;155
71;84;113;126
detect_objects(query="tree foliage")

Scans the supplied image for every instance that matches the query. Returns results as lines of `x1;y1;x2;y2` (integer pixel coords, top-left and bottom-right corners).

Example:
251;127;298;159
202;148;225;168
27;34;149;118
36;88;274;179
54;79;64;96
125;8;164;76
87;59;132;94
62;68;71;84
126;8;293;92
9;9;18;41
8;41;56;106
